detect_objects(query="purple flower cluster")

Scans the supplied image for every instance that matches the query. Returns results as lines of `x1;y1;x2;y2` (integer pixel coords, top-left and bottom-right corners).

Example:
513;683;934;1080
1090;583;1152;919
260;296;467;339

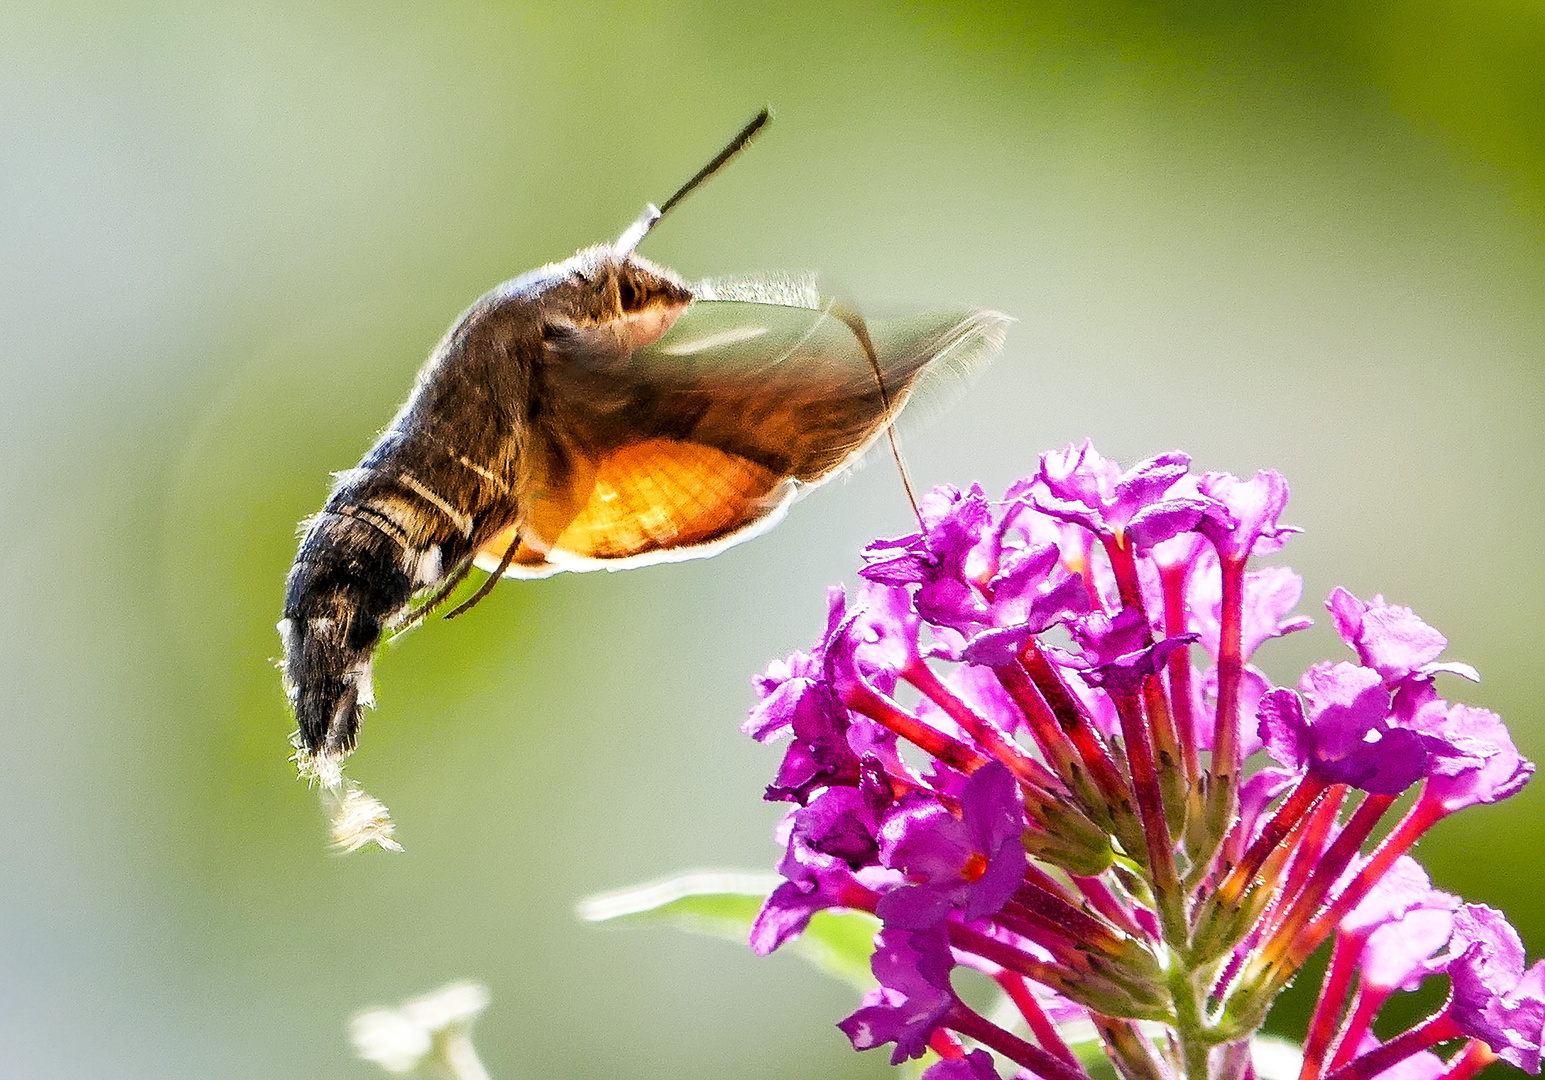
744;443;1538;1080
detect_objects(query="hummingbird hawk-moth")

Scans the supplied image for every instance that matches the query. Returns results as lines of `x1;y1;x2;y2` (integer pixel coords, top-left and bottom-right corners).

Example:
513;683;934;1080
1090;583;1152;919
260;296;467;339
279;110;1008;779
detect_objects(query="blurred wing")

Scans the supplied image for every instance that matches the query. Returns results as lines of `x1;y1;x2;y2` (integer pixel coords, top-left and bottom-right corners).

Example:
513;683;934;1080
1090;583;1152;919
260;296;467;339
693;271;823;308
479;298;1007;576
606;299;1008;481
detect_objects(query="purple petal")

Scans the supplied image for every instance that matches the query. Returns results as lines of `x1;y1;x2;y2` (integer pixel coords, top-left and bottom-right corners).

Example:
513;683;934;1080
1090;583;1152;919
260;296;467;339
1238;766;1296;845
1422;705;1535;812
1239;567;1312;660
920;1049;999;1080
916;577;990;635
960;763;1028;920
985;543;1061;619
876;885;959;930
1361;905;1455;991
744;670;811;742
961;762;1025;853
1026;571;1093;631
1197;470;1295;560
1299;662;1389;750
1032;491;1109;537
1445;905;1545;1072
1326;585;1365;648
753;830;871;955
853;581;926;671
1038;441;1120;510
874;765;1026;929
1326;727;1429;794
793;785;886;867
838;926;956;1064
964;837;1027;923
1327;588;1451;684
1126;496;1222;552
1113;451;1192;509
1257;687;1309;772
1069;608;1151;668
922;483;994;577
960;623;1033;667
1081;633;1198;696
861;547;935;586
751;877;836;955
1340;855;1457;937
880;796;973;883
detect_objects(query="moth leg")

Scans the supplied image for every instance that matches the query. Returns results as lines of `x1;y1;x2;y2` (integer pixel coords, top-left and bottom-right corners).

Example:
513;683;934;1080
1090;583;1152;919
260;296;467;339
445;531;522;620
392;552;477;633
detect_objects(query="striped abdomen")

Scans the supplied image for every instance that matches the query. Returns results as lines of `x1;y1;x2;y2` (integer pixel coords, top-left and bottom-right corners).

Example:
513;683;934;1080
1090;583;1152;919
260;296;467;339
280;430;508;757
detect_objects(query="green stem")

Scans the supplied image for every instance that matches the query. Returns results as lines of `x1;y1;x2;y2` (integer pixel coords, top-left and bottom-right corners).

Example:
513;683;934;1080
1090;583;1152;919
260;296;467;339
1168;959;1211;1080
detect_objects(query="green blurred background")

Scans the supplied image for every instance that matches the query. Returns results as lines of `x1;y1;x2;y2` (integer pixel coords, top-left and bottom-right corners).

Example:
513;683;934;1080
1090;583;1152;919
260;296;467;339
2;1;1542;1076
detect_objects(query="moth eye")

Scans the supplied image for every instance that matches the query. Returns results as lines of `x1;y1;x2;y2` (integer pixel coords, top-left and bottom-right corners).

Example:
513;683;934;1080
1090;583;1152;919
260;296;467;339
618;276;646;312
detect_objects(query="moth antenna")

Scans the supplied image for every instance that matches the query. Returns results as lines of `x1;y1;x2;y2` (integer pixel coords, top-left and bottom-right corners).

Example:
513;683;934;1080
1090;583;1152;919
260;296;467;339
831;304;924;529
444;532;523;620
658;108;770;216
615;107;771;254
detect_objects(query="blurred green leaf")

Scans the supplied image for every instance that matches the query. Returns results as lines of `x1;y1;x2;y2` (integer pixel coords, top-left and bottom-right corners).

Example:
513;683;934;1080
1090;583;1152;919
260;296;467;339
578;871;880;991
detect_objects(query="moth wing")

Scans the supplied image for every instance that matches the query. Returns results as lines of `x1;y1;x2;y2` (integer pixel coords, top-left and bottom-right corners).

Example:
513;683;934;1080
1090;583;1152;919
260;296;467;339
481;298;1007;576
546;298;1009;481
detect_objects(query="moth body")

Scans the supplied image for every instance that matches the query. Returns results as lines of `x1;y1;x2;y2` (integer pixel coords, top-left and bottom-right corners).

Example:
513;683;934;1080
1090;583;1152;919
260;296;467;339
281;243;1008;766
282;247;692;757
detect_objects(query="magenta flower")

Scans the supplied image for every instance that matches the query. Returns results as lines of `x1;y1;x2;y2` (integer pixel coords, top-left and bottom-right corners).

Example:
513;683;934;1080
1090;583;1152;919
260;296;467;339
837;926;957;1064
744;447;1535;1080
749;828;869;954
1069;607;1199;695
1196;469;1296;560
1444;906;1545;1072
920;1049;1001;1080
1320;905;1545;1080
1326;588;1471;687
1255;663;1453;795
1186;560;1313;664
1034;442;1225;549
875;762;1027;929
1420;704;1534;813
